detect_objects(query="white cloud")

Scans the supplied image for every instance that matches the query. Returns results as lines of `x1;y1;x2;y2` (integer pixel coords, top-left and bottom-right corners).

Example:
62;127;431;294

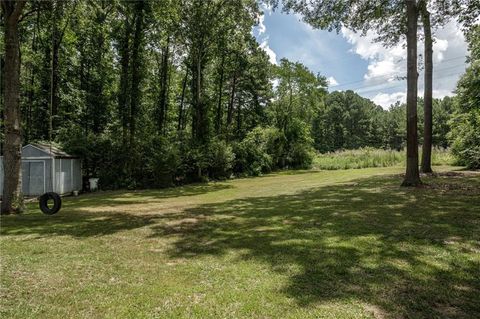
260;39;278;65
255;9;278;65
341;27;407;82
257;14;266;35
327;76;339;86
341;20;468;108
433;39;449;62
365;59;399;80
372;92;407;108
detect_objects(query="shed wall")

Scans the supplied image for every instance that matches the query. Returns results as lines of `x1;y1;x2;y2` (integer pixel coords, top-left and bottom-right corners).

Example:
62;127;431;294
0;157;80;197
53;158;82;194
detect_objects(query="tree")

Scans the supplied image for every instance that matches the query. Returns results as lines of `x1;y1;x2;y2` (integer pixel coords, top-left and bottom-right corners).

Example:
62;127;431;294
269;58;327;167
449;25;480;169
316;90;384;152
402;0;421;185
419;0;433;173
417;0;475;173
7;0;468;192
274;0;423;185
1;0;26;214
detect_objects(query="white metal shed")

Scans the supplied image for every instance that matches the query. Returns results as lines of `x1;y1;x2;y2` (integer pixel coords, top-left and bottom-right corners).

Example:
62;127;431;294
0;143;82;196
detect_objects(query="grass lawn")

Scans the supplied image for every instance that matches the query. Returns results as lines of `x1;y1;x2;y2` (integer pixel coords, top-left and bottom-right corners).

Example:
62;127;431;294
1;166;479;319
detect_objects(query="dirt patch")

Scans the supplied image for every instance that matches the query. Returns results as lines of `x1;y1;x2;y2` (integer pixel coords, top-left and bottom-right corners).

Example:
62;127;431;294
417;182;479;194
364;304;388;319
435;303;464;318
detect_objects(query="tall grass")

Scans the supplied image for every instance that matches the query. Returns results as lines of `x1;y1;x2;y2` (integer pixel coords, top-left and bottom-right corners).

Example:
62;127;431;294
312;147;454;170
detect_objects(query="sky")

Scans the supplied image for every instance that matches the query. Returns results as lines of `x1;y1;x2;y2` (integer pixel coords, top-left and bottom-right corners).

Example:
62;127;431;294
253;7;469;109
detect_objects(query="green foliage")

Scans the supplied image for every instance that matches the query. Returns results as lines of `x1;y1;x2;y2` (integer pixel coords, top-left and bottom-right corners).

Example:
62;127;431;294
282;119;315;168
314;90;384;152
205;139;235;180
268;59;324;168
432;97;455;148
449;26;480;169
312;147;453;170
450;110;480;169
144;136;181;188
233;127;275;176
10;0;477;193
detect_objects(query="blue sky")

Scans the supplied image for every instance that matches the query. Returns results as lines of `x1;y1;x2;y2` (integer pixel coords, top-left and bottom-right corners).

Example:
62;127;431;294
254;7;469;109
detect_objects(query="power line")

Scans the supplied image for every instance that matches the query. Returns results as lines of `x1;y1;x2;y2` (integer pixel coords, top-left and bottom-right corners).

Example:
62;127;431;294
329;55;468;89
348;70;466;95
340;63;466;91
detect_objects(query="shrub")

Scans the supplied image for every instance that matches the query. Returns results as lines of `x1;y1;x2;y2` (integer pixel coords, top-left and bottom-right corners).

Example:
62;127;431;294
144;136;181;188
234;127;275;176
282;119;314;168
312;147;453;170
449;111;480;169
206;139;235;179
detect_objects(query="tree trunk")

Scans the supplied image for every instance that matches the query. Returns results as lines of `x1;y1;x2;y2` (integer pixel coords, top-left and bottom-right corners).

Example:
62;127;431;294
402;0;422;187
157;37;170;135
129;0;144;146
1;1;26;214
26;9;39;144
190;51;208;144
420;4;433;173
118;16;131;146
50;0;63;138
236;97;242;137
215;54;225;134
178;70;188;131
226;72;237;128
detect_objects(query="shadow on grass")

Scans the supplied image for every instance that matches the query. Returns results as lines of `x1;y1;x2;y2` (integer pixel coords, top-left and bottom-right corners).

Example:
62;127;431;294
64;182;234;208
0;211;160;238
149;174;480;318
1;173;479;317
0;184;234;238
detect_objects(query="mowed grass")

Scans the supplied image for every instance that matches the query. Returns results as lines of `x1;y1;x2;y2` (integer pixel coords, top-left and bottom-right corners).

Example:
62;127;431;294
312;148;454;170
1;166;479;319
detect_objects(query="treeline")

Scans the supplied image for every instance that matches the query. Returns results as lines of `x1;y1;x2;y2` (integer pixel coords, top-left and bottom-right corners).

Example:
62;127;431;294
1;0;478;195
316;93;456;153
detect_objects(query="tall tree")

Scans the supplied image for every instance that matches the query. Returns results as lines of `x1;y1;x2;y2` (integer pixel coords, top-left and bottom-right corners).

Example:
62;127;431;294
128;0;146;146
419;0;433;173
275;0;423;186
1;0;26;214
449;25;480;169
402;0;421;185
418;0;479;172
117;5;132;145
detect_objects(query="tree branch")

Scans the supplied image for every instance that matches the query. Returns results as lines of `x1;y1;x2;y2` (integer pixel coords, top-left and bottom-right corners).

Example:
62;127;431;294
11;0;27;22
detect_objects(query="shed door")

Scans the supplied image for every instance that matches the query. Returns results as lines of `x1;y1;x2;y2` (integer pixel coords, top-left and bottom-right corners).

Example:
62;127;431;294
22;161;45;196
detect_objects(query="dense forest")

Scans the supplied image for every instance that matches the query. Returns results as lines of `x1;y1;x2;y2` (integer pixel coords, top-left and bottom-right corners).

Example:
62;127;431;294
1;1;479;210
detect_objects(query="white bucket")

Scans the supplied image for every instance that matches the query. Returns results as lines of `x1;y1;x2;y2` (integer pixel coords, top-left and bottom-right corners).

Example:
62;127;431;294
89;178;99;191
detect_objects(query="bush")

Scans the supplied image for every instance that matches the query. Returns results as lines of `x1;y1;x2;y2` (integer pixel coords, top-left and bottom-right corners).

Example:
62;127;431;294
144;136;181;187
234;123;314;175
312;147;453;170
206;139;235;179
234;127;275;176
58;126;128;189
448;29;480;169
449;111;480;169
312;148;403;170
282;119;314;168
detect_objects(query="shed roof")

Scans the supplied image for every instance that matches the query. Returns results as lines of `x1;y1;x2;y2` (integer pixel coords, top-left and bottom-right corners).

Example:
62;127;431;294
25;143;78;158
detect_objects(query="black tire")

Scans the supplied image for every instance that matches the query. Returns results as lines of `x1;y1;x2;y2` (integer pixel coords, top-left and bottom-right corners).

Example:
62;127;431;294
39;192;62;215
